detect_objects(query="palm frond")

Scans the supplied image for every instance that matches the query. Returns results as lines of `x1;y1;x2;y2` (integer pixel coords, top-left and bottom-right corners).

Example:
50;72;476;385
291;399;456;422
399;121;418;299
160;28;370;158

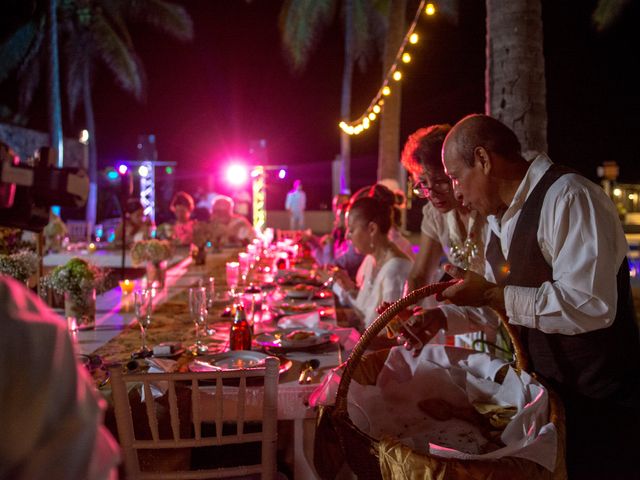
63;31;92;116
17;53;42;113
91;14;144;99
592;0;631;31
279;0;336;72
0;20;40;84
126;0;194;42
351;0;387;72
98;0;135;48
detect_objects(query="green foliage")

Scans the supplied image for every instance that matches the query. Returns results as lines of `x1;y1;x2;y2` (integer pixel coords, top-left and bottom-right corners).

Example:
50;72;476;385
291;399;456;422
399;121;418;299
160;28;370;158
45;256;108;304
592;0;631;31
130;238;173;265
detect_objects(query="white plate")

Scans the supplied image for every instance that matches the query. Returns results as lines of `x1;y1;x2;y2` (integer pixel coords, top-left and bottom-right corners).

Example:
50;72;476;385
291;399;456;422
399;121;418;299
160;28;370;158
272;302;318;316
255;327;334;349
285;285;316;299
189;351;293;374
191;351;268;371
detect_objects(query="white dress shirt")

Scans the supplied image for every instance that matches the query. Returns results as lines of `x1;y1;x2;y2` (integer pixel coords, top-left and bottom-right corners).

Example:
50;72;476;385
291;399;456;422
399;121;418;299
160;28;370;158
0;277;120;480
486;154;629;335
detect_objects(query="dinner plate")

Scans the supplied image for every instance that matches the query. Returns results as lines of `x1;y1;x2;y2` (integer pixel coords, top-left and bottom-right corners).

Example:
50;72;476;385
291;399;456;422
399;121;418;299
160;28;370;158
255;327;334;350
272;302;318;316
189;351;292;374
285;284;316;299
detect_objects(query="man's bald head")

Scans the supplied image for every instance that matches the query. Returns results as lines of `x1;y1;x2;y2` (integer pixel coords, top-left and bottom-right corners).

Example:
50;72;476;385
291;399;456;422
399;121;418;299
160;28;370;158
443;114;523;168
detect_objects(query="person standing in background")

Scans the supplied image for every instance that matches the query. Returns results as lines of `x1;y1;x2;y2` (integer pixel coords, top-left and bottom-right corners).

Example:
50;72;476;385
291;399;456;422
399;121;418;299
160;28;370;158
285;179;306;230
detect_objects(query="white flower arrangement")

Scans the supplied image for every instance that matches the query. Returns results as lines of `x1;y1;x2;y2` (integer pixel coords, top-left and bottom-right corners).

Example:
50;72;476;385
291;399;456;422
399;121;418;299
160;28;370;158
0;250;38;283
45;257;108;308
130;239;173;265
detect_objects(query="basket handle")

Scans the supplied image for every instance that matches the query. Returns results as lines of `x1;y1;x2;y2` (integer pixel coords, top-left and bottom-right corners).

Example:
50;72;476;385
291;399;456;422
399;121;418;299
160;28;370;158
333;281;530;414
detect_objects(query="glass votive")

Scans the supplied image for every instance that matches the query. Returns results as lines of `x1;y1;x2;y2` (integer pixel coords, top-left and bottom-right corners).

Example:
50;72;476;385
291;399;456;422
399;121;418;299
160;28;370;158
238;252;251;277
225;261;240;295
241;285;262;319
119;279;135;295
87;242;97;253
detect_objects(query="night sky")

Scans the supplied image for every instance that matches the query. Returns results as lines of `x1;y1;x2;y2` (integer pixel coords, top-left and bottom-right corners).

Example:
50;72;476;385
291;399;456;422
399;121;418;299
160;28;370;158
1;0;639;212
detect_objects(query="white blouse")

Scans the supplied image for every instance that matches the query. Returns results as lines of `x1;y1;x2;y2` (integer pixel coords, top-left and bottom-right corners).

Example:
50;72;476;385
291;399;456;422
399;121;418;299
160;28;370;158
344;255;413;329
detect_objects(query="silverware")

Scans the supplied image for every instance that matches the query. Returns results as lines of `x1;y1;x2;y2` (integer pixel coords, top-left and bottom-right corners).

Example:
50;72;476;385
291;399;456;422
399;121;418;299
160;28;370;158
298;358;320;383
307;276;334;301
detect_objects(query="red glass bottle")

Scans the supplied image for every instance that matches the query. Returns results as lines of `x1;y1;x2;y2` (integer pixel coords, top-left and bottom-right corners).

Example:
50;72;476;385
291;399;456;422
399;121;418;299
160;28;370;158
230;304;252;351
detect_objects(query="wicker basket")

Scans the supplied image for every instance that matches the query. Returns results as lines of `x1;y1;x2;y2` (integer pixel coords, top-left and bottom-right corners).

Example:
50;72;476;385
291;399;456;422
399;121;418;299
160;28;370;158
322;282;567;480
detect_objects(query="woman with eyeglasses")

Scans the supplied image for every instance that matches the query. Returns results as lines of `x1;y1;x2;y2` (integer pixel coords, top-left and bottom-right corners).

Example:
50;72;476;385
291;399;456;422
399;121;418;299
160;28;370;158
401;124;486;293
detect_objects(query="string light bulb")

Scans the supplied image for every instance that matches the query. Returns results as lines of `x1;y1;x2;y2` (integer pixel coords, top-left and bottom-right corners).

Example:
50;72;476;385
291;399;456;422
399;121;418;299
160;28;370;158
339;0;434;136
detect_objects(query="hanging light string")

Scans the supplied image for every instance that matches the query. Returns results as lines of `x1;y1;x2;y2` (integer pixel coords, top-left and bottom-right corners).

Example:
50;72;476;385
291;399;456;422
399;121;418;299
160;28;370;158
339;1;436;136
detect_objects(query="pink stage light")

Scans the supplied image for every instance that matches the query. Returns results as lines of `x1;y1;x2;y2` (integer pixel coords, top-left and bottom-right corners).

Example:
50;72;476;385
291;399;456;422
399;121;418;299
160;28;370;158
278;168;286;179
225;163;248;186
117;164;128;175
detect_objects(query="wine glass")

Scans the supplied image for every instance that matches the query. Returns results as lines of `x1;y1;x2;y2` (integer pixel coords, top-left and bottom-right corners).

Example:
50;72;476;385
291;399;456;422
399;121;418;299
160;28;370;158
132;289;153;358
189;286;209;355
199;276;216;336
225;261;240;297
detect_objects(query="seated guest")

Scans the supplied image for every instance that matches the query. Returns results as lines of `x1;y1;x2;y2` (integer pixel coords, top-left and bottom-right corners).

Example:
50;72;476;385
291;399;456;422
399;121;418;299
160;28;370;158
169;191;195;245
43;209;68;253
209;195;255;246
352;183;415;260
0;276;119;479
307;194;365;281
114;199;154;246
332;193;413;331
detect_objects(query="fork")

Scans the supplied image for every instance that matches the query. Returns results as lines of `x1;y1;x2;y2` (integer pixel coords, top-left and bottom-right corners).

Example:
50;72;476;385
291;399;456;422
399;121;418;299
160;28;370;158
307;275;335;301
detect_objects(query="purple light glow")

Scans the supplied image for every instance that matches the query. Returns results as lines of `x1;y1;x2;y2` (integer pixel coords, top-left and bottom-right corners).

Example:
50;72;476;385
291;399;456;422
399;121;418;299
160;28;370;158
225;163;248;186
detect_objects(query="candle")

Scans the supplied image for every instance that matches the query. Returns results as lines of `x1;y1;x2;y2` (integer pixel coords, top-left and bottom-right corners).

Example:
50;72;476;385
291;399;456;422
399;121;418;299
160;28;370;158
88;242;97;253
119;279;135;295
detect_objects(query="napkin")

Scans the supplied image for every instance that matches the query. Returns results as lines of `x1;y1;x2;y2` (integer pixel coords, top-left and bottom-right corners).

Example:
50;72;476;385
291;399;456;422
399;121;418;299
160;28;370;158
140;358;177;401
276;310;321;328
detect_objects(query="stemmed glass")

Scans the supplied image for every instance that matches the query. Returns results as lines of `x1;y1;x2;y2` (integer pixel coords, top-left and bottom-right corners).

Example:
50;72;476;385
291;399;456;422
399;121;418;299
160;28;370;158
189;286;209;355
199;276;216;336
132;289;153;358
225;261;240;298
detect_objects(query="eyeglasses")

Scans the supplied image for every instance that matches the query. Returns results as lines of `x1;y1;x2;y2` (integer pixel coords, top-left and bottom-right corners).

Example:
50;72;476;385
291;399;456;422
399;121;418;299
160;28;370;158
412;179;452;199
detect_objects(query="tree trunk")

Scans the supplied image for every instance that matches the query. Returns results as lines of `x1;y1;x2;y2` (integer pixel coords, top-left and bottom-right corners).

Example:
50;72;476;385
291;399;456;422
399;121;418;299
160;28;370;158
83;63;98;236
46;0;64;167
339;0;355;195
485;0;547;156
378;0;406;186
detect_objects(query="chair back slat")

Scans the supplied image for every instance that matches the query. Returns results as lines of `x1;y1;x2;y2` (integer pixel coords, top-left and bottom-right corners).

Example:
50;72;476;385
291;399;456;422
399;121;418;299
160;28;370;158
215;377;224;444
110;357;280;480
142;380;160;441
167;380;180;441
191;378;202;440
237;376;246;436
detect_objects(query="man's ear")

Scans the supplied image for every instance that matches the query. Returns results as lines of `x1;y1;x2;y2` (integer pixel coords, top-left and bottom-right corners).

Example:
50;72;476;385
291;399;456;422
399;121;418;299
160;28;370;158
474;146;491;174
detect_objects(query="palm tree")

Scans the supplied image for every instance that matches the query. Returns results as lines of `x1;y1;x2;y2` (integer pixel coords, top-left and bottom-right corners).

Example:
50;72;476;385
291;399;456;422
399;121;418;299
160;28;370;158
279;0;386;194
0;0;193;230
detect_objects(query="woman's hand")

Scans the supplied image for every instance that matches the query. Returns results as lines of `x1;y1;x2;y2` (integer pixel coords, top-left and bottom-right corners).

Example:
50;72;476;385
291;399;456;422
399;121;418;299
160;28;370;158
333;268;356;293
397;307;447;356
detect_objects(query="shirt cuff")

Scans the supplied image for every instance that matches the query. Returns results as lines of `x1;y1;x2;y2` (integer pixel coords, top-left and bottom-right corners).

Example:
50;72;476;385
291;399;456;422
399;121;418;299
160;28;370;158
504;285;537;328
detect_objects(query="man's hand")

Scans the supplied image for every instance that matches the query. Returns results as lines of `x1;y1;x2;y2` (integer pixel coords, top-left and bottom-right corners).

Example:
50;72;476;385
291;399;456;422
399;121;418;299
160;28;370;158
398;308;447;356
440;264;504;309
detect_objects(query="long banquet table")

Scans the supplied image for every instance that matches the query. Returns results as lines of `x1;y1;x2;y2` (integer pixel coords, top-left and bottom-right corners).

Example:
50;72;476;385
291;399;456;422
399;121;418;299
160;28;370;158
74;247;358;479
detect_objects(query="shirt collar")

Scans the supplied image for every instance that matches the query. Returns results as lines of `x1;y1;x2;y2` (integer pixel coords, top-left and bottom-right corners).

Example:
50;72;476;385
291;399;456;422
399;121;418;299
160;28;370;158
488;153;553;231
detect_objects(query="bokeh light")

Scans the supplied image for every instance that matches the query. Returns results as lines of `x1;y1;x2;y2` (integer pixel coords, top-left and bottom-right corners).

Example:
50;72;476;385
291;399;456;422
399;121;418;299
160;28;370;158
226;163;249;186
278;169;286;179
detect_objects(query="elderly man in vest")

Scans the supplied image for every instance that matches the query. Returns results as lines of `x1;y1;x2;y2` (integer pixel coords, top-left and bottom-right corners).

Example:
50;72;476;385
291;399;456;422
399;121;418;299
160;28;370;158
424;114;640;479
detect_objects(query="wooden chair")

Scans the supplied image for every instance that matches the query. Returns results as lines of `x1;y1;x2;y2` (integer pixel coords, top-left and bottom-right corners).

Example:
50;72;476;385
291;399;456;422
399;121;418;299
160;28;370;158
110;357;279;480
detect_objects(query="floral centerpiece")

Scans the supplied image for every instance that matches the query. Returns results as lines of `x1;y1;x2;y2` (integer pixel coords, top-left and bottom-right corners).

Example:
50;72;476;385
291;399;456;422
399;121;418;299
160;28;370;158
45;257;108;330
0;250;39;284
131;239;173;265
191;221;213;264
130;239;173;287
0;227;35;255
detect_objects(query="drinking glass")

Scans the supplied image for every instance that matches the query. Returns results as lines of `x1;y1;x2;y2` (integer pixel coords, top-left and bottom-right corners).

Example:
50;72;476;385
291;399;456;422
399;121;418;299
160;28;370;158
225;261;240;297
199;276;216;336
238;252;251;282
189;286;209;355
132;289;153;358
